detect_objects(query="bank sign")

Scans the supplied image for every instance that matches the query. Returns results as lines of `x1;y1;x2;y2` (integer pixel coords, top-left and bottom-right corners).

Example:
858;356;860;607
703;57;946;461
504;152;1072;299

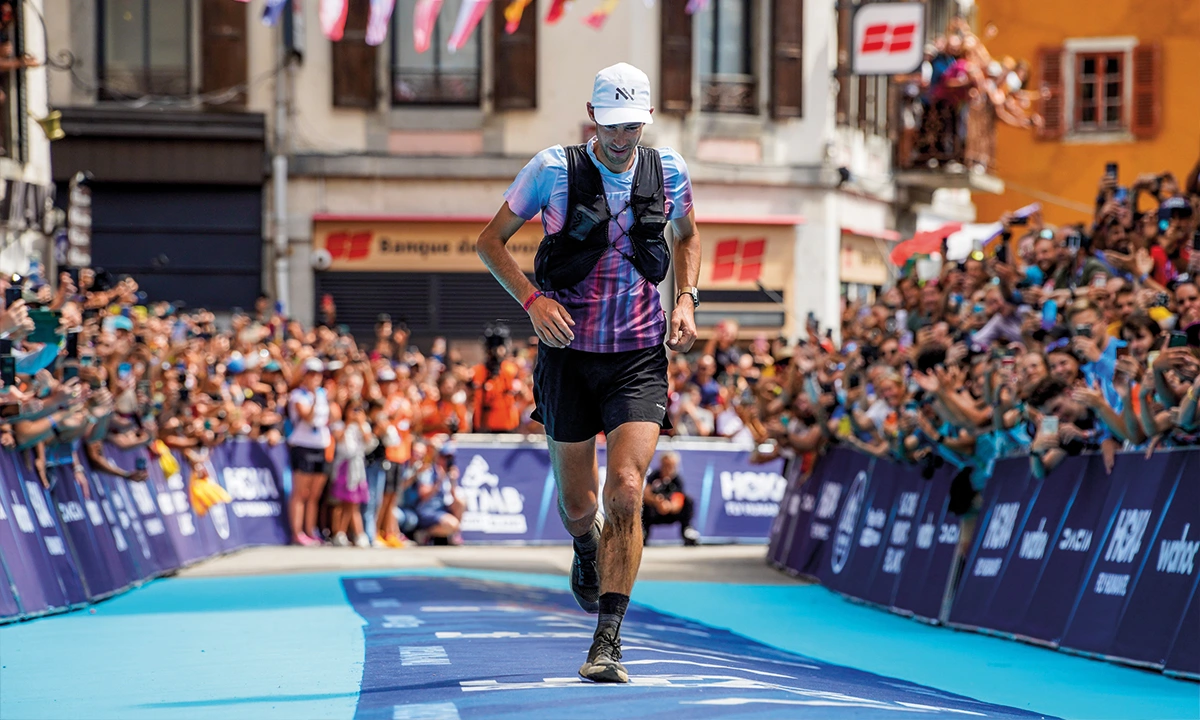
852;2;925;75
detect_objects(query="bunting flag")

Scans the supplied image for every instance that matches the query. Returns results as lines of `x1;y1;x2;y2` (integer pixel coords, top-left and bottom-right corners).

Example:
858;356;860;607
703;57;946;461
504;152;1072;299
413;0;444;53
545;0;572;24
503;0;533;33
261;0;288;26
447;0;492;51
685;0;707;12
366;0;396;45
320;0;350;40
583;0;620;28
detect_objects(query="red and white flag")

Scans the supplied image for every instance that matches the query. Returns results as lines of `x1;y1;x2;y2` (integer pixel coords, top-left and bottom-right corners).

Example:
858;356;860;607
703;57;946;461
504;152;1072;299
367;0;396;45
413;0;444;53
447;0;490;51
320;0;350;41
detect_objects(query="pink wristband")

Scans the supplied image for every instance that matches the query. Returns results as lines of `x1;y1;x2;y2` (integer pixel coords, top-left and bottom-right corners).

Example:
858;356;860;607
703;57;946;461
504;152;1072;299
522;290;544;312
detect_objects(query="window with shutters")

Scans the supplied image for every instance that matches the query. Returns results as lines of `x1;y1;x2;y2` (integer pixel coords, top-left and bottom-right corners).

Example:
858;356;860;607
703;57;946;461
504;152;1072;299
98;0;194;98
391;0;481;106
1041;39;1160;141
96;0;248;106
696;0;757;114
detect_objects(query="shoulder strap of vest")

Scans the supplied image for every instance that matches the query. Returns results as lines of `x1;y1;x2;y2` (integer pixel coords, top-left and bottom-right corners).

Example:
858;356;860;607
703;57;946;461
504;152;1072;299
631;146;664;200
565;143;604;207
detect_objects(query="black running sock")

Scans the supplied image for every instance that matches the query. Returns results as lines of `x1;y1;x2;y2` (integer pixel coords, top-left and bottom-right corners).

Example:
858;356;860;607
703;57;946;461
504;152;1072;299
597;592;629;635
572;517;599;556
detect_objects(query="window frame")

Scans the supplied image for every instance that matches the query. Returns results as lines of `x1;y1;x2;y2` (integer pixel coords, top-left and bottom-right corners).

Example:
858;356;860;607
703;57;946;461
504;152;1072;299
388;2;483;108
1;0;27;162
1073;51;1124;132
696;0;758;115
96;0;196;101
1062;37;1135;140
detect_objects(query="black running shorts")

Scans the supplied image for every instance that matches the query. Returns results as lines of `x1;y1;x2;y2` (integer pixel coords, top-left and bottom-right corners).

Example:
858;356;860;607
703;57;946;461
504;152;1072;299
289;445;327;475
531;344;671;443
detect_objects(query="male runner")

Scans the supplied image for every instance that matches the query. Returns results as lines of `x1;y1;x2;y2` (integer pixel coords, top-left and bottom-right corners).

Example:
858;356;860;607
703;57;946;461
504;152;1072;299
476;63;700;683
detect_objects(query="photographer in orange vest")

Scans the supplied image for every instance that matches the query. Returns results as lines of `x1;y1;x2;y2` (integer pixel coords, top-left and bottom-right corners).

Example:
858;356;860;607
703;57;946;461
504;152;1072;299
472;323;522;433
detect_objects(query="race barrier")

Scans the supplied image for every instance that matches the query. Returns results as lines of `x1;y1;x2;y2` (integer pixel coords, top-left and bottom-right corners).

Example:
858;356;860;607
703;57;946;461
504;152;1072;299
1;436;782;623
0;440;291;623
452;439;786;544
768;447;1200;680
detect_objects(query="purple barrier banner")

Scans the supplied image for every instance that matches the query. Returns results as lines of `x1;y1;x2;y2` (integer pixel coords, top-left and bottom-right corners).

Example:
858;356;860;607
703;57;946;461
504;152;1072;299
1110;451;1200;668
824;458;897;599
210;440;291;548
100;446;181;577
861;469;926;608
767;459;809;571
0;450;64;616
10;460;87;607
948;458;1035;630
1059;451;1185;657
0;561;19;619
1013;455;1123;644
47;465;119;600
816;454;876;587
1165;576;1200;678
977;456;1091;636
783;450;868;578
75;454;141;596
144;452;208;566
890;466;959;620
453;443;784;545
84;458;154;583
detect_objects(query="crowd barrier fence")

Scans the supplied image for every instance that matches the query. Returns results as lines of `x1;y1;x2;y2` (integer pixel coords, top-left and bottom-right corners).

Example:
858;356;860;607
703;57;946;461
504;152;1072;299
767;447;1200;681
0;437;783;623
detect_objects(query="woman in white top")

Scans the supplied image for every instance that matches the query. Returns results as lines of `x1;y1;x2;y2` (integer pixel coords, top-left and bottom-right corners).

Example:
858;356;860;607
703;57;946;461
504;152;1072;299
288;358;332;545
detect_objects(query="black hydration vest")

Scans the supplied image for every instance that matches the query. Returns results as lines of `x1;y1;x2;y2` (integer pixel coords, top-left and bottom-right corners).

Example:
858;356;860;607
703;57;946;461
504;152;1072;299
533;143;669;292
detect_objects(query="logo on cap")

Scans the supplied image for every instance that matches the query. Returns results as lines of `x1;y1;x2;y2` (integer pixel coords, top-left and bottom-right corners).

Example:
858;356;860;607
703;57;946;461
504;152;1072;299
615;87;636;101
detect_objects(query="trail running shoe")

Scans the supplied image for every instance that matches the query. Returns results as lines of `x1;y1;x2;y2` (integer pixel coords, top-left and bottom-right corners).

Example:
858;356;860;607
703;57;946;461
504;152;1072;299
579;626;627;683
570;514;602;614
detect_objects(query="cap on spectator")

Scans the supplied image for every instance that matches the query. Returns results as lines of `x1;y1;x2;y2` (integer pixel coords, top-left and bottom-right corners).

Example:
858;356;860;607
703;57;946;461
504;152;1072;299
377;367;397;382
263;360;282;372
106;315;134;332
377;313;392;324
227;354;246;374
1158;196;1193;222
439;441;457;457
303;357;324;374
326;360;345;372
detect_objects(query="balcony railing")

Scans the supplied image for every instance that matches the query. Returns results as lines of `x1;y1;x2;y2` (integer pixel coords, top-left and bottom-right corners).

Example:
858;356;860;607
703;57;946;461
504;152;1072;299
701;75;757;115
896;95;997;174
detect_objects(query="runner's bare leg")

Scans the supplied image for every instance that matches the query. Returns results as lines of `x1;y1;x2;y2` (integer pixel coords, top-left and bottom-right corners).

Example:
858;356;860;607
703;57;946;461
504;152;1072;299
598;422;659;595
547;437;599;537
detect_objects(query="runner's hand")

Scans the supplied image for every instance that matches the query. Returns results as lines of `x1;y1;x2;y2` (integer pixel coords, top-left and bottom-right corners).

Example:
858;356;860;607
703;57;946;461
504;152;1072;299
667;302;697;352
528;295;575;348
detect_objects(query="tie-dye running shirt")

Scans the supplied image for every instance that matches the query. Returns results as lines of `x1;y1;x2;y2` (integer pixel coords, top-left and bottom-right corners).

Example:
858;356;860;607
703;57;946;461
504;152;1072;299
504;140;693;354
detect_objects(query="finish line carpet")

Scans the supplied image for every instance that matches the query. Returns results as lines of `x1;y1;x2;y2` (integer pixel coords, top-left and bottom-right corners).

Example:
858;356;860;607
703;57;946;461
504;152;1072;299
0;568;1195;719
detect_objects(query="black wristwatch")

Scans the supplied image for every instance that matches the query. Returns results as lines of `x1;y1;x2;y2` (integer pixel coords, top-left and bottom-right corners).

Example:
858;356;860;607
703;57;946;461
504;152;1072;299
676;286;699;308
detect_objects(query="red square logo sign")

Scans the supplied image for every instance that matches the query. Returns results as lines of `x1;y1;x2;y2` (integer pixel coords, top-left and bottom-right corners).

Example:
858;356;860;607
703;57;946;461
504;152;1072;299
326;231;371;261
711;238;766;284
852;3;924;75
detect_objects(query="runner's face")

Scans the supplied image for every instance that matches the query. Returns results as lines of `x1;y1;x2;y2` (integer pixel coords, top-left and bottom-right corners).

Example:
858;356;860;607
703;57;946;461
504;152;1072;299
587;105;646;171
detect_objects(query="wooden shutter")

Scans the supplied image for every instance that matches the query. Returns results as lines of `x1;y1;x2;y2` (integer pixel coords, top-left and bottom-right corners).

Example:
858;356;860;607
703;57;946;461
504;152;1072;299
770;0;803;119
1034;46;1064;140
201;0;248;106
835;1;851;125
660;0;693;114
1131;43;1161;140
332;0;378;108
492;2;538;110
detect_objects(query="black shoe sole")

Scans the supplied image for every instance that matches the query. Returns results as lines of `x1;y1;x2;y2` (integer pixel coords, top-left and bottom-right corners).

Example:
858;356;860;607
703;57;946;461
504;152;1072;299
579;660;629;683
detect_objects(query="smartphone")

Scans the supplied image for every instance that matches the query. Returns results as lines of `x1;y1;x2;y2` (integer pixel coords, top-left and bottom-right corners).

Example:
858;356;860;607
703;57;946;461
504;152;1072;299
65;331;80;359
63;364;79;382
1105;162;1118;179
135;457;148;472
1040;416;1060;436
848;374;862;390
1092;274;1108;288
1114;187;1130;204
0;355;15;386
1193;230;1200;252
1075;324;1093;338
118;362;132;381
4;284;21;307
1168;331;1189;349
0;402;20;418
26;309;62;344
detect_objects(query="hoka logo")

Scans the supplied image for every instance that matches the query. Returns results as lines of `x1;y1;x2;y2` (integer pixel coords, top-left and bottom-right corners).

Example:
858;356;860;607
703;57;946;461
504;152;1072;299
1105;509;1151;564
1158;524;1200;576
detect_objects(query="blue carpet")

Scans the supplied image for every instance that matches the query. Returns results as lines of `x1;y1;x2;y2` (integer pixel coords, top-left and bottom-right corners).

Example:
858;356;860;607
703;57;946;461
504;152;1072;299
0;568;1195;720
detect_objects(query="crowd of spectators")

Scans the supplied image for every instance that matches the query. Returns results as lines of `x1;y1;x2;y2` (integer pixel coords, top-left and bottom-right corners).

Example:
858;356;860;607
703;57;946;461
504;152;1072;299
3;159;1197;547
674;161;1200;521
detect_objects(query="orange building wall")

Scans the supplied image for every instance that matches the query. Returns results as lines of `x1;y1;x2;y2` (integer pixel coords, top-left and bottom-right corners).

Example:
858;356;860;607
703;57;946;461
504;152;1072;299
971;0;1200;227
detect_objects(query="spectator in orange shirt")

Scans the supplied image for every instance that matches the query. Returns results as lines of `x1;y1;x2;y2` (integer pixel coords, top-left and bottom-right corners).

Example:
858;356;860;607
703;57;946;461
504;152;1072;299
473;323;522;433
420;373;470;436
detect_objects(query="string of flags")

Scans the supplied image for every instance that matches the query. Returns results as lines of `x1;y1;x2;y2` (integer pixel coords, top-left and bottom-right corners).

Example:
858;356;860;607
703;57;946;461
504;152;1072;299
237;0;694;51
